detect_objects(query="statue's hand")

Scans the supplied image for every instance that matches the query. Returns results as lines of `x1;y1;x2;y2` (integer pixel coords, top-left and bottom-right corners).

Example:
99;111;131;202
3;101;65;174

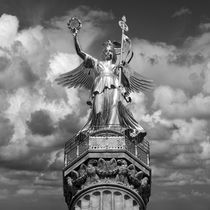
67;24;78;37
115;64;123;76
72;28;78;37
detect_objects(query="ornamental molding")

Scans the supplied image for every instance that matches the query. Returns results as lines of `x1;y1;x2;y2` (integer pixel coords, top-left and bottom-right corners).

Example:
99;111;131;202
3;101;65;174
64;158;150;206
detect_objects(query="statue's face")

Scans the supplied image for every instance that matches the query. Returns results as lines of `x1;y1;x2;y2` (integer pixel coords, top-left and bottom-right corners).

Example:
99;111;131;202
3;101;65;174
103;46;114;61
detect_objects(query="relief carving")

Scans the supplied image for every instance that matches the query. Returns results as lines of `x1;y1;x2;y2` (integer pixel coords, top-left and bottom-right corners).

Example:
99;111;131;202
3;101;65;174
64;158;151;205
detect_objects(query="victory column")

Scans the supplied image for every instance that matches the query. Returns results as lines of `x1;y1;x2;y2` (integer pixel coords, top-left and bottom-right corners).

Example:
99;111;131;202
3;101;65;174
56;16;153;210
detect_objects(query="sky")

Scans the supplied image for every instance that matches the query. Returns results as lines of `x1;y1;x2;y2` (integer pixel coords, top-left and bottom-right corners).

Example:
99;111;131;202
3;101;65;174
0;0;210;209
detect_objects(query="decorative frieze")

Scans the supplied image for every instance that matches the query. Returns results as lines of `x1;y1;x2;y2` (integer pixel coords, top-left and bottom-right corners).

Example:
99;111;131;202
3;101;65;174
64;158;150;207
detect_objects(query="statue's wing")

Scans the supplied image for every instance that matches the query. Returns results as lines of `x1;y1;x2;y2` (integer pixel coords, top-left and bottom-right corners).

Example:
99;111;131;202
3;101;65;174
122;65;154;94
55;61;98;90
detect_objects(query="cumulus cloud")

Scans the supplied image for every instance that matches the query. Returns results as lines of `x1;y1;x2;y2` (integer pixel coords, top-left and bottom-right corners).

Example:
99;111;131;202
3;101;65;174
47;53;80;81
184;32;210;55
0;8;114;199
0;14;19;48
153;86;210;119
130;39;205;94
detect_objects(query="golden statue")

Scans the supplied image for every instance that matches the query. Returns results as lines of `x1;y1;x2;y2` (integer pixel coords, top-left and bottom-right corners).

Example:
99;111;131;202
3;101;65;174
56;17;153;141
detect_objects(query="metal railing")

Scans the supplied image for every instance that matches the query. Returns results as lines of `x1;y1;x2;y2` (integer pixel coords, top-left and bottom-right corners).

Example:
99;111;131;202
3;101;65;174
64;128;150;167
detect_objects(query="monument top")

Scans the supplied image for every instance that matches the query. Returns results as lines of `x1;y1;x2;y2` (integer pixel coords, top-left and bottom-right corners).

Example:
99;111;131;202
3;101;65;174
61;17;153;210
56;16;154;142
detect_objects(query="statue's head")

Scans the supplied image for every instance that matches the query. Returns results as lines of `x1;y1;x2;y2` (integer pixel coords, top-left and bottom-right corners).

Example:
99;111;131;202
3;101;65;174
102;40;117;63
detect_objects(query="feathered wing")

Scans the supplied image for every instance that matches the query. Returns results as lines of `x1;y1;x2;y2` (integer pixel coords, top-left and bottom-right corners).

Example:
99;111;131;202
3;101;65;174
122;64;154;94
55;61;98;90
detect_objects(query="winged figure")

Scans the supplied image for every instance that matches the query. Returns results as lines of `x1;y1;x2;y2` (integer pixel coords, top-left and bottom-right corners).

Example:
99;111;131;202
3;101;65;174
55;20;153;140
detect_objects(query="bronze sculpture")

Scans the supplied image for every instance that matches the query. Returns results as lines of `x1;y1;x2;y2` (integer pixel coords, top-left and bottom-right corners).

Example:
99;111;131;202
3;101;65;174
56;17;153;141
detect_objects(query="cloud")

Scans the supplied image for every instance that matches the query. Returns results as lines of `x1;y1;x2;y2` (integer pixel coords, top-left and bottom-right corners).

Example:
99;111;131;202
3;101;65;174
199;23;210;32
0;8;113;175
47;53;80;81
172;7;192;18
200;141;210;160
153;86;210;119
0;6;210;209
58;113;82;134
0;56;10;72
16;188;35;196
0;14;19;48
0;116;14;146
184;32;210;55
27;110;55;136
130;39;206;95
0;57;39;90
168;52;205;66
45;5;113;53
203;62;210;93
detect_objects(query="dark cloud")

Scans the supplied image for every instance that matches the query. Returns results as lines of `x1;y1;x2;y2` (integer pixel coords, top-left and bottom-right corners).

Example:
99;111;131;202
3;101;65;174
27;110;55;136
0;116;14;146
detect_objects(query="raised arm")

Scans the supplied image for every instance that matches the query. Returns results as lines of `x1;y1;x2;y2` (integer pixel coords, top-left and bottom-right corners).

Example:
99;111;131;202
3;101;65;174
68;18;97;68
68;18;91;61
73;32;87;60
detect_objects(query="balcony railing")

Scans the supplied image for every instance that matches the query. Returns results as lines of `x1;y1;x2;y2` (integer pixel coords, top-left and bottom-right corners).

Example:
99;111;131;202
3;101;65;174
64;126;150;167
